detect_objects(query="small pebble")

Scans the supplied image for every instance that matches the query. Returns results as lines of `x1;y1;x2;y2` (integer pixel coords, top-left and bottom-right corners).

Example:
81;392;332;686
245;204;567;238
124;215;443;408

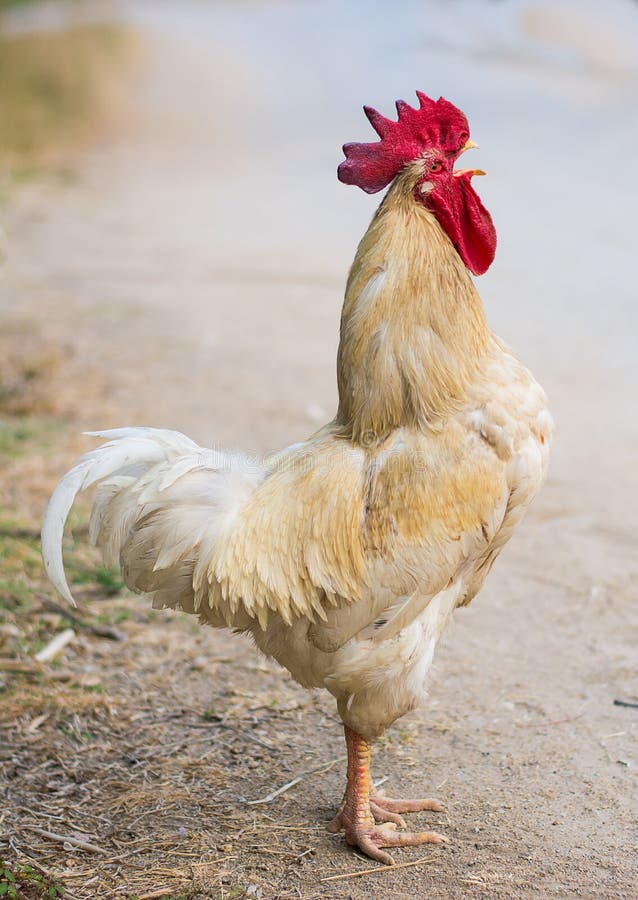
190;656;207;670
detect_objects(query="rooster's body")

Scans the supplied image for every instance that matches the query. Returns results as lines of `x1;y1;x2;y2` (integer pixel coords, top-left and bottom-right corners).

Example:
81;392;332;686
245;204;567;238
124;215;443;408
43;93;552;864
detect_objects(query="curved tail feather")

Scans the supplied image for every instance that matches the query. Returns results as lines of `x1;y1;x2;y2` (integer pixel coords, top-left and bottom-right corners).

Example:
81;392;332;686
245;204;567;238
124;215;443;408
41;427;265;615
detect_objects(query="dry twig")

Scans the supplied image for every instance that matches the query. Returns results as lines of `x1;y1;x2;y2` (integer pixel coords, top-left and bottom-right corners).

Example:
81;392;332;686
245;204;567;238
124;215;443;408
134;888;189;900
247;777;302;805
34;628;75;663
321;854;437;881
0;658;40;673
246;755;346;805
517;713;585;729
21;825;106;855
37;594;125;641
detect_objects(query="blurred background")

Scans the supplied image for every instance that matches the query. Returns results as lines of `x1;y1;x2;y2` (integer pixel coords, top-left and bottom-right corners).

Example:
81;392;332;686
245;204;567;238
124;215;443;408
0;1;636;897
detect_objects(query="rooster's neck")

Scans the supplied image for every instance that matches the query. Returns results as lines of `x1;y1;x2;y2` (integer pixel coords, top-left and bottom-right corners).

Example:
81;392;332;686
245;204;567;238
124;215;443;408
336;179;490;443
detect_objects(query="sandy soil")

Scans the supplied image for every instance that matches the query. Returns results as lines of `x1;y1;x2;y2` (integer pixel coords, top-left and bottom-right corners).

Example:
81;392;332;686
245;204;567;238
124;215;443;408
2;2;637;898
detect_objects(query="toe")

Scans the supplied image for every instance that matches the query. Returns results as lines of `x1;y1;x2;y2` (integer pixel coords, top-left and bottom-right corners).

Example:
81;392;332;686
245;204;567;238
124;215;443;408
371;793;444;814
353;834;395;866
369;799;407;829
373;822;448;848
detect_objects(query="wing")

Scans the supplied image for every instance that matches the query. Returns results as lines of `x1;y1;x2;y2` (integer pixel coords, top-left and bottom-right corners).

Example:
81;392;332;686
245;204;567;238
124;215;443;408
198;433;371;626
307;421;511;651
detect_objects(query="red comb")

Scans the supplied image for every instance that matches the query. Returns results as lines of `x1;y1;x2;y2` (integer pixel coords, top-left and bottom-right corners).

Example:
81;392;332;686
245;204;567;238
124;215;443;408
338;92;470;194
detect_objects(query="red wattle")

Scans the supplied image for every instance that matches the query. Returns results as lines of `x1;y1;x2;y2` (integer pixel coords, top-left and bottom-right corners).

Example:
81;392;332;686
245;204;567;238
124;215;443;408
425;175;496;276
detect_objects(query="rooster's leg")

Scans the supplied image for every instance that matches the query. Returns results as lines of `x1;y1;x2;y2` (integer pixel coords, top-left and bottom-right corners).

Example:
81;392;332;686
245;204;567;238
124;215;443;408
327;725;447;865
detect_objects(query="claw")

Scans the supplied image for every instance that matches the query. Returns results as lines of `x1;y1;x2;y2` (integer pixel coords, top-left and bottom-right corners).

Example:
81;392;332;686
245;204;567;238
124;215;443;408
369;799;407;829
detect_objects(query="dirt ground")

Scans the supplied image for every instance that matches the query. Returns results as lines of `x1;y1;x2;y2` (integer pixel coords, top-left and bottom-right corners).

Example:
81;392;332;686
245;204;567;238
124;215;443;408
1;2;637;898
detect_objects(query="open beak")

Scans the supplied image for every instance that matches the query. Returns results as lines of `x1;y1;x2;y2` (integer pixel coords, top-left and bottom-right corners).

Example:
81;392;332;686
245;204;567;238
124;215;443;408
454;142;484;177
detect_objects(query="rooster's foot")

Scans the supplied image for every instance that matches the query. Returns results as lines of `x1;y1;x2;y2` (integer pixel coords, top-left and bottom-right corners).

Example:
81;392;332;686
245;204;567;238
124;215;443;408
328;725;447;865
328;808;446;865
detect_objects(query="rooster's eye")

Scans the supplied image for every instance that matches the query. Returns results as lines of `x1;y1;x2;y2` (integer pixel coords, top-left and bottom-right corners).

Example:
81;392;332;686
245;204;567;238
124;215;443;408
429;160;443;173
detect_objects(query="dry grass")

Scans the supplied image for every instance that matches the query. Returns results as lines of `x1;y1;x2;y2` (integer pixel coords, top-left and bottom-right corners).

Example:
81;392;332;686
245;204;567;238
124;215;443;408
0;327;69;417
0;324;111;419
0;584;360;898
0;21;134;182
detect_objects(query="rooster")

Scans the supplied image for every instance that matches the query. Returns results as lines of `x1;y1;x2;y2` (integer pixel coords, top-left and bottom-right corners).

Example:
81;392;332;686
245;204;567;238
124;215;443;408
42;92;552;864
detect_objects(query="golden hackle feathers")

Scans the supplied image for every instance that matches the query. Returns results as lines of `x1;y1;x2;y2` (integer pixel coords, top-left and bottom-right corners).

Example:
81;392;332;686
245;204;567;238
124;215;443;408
336;169;489;444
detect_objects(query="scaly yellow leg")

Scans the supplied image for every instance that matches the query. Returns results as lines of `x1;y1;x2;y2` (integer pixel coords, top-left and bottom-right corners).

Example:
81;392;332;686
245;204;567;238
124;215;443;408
327;725;447;865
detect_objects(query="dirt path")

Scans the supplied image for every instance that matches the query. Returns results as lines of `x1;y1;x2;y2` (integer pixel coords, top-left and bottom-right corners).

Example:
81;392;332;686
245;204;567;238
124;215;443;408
2;2;637;898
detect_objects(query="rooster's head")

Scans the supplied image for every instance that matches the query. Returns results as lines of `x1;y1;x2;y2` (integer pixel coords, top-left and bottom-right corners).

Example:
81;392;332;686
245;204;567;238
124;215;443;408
338;92;497;276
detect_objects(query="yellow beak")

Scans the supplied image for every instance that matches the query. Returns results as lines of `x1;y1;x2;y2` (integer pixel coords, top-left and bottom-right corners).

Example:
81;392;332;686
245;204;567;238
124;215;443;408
459;139;479;154
453;167;486;178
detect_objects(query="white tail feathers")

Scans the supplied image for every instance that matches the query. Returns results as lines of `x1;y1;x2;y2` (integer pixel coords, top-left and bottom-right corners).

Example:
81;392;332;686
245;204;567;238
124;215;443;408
41;427;265;613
